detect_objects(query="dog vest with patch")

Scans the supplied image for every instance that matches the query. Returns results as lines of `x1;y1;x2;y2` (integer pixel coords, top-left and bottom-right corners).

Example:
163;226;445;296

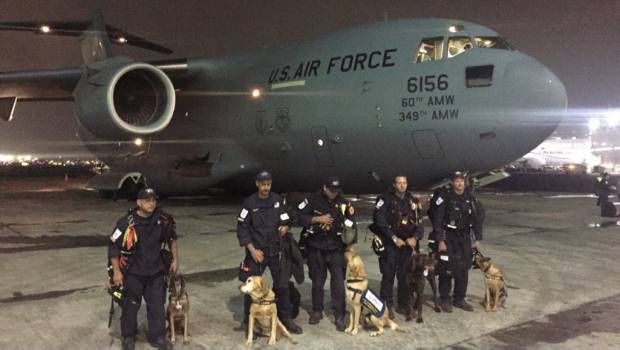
347;283;386;318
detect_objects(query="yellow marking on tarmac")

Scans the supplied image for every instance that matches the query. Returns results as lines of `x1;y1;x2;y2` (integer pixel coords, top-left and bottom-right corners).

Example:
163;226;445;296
271;80;306;90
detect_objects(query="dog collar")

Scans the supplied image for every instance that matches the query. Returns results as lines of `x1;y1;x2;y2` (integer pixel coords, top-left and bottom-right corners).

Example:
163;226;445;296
253;299;276;305
484;273;504;281
346;277;367;283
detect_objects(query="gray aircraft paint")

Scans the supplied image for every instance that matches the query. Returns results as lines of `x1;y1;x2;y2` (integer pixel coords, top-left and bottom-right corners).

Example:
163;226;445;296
2;18;567;195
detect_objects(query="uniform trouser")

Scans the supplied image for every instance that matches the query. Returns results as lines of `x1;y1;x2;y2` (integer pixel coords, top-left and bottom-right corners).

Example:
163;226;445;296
379;243;414;308
121;272;166;340
437;232;472;303
306;246;345;318
240;250;292;322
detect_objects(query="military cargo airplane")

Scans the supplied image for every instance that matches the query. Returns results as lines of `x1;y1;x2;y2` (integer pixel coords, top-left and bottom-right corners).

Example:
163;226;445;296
0;11;567;196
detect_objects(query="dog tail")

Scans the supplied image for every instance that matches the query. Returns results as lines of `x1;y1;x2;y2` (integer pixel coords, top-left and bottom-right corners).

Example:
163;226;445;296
389;320;409;333
277;319;298;344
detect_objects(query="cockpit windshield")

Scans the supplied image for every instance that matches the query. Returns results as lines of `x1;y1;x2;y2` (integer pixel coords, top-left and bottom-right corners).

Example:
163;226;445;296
474;37;515;50
415;37;444;63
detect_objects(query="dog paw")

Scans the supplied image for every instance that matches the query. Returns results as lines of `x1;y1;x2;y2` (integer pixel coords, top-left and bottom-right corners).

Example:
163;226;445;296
370;331;380;337
485;307;492;312
268;339;276;346
416;318;423;323
170;338;176;344
350;329;358;335
245;340;253;347
183;339;190;345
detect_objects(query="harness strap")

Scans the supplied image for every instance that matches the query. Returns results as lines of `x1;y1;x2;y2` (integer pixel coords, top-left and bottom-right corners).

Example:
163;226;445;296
252;299;276;305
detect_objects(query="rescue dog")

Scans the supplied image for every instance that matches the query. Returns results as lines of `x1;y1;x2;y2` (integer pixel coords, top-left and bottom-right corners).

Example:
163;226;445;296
473;254;507;312
239;276;297;346
404;252;441;323
344;251;407;337
167;274;190;344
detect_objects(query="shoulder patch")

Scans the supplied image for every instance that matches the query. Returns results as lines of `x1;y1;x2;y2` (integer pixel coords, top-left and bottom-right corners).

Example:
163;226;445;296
376;199;384;209
239;208;249;219
110;228;123;242
298;199;308;210
280;213;290;221
274;201;280;208
435;197;444;206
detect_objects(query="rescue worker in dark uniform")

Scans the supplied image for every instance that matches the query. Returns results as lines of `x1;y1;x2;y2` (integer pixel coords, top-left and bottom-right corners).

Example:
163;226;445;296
108;188;178;350
297;176;356;331
236;171;302;334
431;172;482;313
372;175;424;319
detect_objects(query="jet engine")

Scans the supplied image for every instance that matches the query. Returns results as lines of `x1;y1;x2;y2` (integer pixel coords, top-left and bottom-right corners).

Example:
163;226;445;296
74;57;176;139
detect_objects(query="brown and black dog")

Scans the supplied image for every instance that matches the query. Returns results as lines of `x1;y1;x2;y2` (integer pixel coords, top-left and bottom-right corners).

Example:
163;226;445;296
473;254;507;312
167;274;190;344
239;276;297;346
404;252;441;323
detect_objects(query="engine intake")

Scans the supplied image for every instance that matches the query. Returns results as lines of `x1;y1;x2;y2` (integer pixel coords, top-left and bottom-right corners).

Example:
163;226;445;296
74;57;176;139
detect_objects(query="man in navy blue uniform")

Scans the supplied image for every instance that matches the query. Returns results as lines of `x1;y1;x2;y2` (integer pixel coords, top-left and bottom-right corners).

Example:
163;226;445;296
430;172;483;313
372;175;424;319
237;171;302;334
108;188;178;350
297;176;357;331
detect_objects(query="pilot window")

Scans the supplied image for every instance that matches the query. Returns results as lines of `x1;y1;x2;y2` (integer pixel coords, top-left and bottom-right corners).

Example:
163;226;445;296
415;37;444;63
466;65;494;87
474;37;515;50
447;37;473;58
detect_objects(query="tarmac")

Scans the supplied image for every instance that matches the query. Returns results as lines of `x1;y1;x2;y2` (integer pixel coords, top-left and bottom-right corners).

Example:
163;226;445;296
1;177;620;349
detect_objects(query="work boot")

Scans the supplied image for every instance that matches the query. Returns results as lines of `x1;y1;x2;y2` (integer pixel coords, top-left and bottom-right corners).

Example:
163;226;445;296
335;315;347;332
453;300;474;312
388;306;396;320
308;310;323;324
282;319;303;334
149;336;173;350
440;301;453;313
121;336;135;350
396;305;409;315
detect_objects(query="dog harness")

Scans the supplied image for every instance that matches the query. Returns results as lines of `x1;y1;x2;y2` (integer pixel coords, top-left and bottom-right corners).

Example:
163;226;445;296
346;278;386;318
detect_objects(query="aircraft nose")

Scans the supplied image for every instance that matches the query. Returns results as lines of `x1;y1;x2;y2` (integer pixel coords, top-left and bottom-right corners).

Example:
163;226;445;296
502;56;567;132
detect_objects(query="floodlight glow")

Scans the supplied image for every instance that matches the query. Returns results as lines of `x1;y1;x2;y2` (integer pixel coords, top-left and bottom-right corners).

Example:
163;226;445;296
589;118;600;133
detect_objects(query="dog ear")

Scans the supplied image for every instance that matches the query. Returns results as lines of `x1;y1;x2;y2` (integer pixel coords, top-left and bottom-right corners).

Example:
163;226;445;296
483;257;491;262
258;278;270;296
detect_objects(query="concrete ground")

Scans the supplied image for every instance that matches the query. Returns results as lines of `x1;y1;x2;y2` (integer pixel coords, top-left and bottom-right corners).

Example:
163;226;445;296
1;178;619;349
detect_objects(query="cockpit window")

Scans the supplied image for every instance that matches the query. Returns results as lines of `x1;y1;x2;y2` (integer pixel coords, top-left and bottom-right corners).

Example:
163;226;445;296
415;37;444;63
474;37;515;50
447;37;473;58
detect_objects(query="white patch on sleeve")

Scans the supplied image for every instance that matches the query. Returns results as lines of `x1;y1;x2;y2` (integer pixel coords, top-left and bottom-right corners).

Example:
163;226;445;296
376;199;384;209
280;213;290;221
110;228;123;242
344;219;354;227
298;200;308;210
440;255;449;262
423;269;429;277
435;197;444;205
274;201;280;208
239;208;249;219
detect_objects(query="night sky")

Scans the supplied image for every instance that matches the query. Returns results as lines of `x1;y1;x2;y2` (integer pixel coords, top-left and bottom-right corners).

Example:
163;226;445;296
1;0;618;156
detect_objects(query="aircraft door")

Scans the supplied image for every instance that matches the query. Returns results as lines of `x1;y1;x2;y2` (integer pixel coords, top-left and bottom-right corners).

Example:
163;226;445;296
411;130;445;159
311;126;335;166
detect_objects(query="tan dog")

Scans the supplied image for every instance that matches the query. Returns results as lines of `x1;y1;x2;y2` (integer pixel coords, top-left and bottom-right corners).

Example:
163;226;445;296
473;254;507;312
344;251;407;336
239;276;297;346
167;274;190;344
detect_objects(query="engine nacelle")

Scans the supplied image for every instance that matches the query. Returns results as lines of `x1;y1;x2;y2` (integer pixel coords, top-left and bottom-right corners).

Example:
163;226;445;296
74;56;176;139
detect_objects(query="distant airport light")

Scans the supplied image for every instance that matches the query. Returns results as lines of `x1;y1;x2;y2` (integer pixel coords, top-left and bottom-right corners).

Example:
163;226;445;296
251;89;261;98
448;25;464;33
118;37;127;44
589;119;600;133
39;25;51;33
134;138;144;146
606;110;620;127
